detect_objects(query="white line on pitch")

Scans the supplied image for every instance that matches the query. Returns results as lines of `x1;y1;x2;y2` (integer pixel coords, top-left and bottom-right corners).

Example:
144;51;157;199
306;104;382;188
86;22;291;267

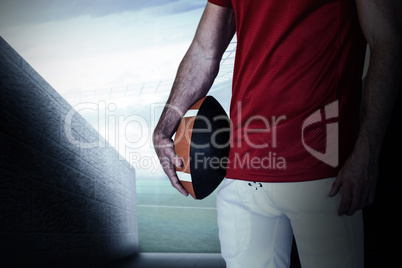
137;204;217;210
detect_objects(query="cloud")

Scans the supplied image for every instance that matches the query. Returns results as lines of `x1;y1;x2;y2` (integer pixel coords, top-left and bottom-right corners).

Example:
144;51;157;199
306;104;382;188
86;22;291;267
0;0;206;28
146;1;206;17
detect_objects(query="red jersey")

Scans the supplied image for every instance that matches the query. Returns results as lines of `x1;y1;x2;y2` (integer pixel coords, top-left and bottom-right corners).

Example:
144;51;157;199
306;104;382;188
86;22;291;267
208;0;367;182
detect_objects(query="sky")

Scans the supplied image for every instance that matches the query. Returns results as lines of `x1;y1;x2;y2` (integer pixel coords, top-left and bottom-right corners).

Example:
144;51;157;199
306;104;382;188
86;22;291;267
0;0;207;94
0;0;234;179
0;0;206;27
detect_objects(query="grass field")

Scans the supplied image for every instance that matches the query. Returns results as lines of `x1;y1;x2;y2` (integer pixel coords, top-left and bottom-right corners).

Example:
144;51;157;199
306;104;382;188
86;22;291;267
136;179;221;253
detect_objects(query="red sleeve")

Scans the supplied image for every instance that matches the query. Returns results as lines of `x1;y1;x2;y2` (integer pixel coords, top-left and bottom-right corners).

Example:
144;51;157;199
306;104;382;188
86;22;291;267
208;0;232;8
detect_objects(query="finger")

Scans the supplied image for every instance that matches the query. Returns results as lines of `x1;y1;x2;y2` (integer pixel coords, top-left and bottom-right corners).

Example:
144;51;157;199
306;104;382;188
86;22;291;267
164;146;183;168
172;154;183;168
338;187;352;216
329;177;342;197
155;137;181;166
360;186;375;209
169;176;189;196
158;150;181;172
154;137;188;196
159;153;188;196
359;184;371;209
164;162;188;196
346;187;362;216
162;163;189;196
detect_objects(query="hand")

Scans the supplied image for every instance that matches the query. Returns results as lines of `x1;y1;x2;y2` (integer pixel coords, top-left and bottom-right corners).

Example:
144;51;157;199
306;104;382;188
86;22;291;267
329;147;378;216
153;133;189;196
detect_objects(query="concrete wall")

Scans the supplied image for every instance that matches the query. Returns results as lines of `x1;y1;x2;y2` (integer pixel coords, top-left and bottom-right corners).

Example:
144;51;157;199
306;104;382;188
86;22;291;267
0;36;138;267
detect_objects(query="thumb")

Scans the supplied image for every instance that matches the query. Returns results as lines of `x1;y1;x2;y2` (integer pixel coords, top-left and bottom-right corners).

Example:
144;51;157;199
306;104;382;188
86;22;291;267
172;154;183;168
329;178;342;197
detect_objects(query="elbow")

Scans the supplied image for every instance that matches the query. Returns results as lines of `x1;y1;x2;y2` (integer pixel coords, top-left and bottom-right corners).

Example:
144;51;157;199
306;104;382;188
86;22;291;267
367;33;402;58
366;21;402;53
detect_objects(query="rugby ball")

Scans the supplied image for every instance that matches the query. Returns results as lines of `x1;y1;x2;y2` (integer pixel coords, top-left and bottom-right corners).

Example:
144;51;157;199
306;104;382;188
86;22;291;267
174;96;230;199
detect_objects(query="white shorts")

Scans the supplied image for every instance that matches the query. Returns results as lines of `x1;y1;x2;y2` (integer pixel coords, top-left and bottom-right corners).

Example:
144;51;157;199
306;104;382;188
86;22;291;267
217;178;363;268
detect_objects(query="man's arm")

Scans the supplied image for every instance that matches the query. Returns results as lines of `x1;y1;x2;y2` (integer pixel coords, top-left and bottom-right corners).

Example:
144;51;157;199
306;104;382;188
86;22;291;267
153;3;235;195
329;0;402;215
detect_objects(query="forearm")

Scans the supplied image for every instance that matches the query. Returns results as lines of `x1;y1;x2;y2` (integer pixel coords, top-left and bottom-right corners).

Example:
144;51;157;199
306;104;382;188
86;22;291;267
355;40;402;157
331;0;402;215
353;0;402;158
152;3;235;194
154;45;220;139
153;3;235;141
